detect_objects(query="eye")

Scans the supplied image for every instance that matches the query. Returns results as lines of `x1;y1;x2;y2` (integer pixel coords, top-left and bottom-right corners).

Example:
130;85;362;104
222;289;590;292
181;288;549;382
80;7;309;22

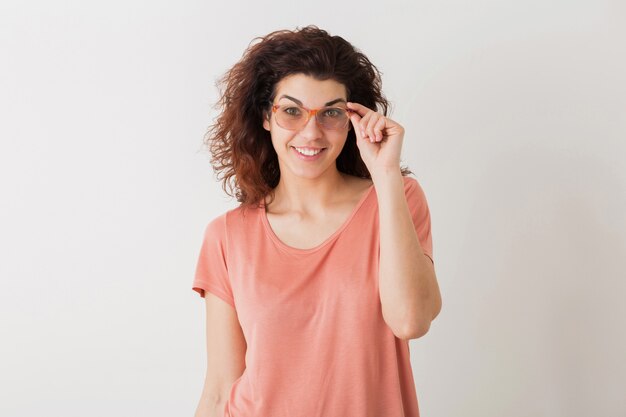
323;108;344;118
283;106;302;116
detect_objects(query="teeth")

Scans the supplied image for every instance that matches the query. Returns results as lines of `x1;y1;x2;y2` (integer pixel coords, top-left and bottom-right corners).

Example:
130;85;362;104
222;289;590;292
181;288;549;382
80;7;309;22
294;147;322;156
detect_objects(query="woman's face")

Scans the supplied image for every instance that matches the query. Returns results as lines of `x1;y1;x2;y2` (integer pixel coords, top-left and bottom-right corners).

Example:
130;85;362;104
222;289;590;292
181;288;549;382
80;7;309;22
263;73;350;181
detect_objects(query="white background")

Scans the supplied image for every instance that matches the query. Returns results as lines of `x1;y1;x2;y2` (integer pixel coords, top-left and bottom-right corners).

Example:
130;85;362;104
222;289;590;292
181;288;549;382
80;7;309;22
1;0;625;416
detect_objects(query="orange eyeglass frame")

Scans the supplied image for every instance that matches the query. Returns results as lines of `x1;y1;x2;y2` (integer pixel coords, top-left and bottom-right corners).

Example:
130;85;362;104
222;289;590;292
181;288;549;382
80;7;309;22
271;104;355;130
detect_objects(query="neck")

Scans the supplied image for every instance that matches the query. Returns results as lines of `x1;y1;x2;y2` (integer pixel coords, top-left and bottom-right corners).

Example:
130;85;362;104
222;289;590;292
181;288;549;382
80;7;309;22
266;169;350;214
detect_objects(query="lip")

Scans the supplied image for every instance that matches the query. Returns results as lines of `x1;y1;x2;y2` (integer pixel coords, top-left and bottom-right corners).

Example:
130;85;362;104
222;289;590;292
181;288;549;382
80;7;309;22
291;146;326;161
292;146;326;151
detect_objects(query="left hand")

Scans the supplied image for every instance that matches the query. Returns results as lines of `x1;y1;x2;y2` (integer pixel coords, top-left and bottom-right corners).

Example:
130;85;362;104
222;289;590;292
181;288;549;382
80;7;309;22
347;101;405;177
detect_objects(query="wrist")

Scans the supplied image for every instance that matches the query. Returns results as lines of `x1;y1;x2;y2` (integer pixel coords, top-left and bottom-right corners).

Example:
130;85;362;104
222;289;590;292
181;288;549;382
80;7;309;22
370;166;403;184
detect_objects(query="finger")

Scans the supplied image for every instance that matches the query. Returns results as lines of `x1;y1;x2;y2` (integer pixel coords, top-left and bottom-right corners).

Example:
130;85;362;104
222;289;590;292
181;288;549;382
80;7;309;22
373;116;386;141
359;112;375;140
347;101;373;117
366;114;381;142
349;112;365;141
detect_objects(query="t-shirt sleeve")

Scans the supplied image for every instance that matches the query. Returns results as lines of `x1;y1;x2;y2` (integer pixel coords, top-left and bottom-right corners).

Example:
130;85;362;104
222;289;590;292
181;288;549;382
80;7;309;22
192;213;236;308
404;177;434;265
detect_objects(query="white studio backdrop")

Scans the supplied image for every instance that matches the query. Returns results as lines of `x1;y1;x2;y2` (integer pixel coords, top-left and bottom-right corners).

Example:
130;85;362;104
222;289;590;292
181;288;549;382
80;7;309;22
1;0;624;416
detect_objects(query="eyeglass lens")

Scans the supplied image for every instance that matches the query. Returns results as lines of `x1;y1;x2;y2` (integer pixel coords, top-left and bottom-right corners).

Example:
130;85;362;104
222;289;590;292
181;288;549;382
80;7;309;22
275;105;349;130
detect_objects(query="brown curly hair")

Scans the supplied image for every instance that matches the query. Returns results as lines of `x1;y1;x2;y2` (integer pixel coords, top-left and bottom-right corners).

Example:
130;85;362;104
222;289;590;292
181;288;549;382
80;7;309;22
203;25;413;213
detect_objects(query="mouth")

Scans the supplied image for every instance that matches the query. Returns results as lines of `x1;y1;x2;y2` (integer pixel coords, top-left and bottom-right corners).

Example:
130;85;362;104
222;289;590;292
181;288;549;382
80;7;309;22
291;146;327;156
291;146;327;160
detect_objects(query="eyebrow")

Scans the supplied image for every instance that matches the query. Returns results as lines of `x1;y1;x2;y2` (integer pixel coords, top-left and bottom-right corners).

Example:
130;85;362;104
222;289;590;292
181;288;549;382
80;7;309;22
278;95;346;107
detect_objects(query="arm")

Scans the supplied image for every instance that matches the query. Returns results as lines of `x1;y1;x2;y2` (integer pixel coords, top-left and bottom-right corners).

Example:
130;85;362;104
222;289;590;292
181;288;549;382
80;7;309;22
374;169;442;340
194;293;246;417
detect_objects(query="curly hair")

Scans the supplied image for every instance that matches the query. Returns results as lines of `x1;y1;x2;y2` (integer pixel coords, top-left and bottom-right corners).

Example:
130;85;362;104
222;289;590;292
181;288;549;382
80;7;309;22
204;25;413;213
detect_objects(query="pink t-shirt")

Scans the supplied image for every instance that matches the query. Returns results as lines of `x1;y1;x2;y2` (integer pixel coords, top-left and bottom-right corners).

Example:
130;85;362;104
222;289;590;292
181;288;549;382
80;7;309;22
192;175;434;417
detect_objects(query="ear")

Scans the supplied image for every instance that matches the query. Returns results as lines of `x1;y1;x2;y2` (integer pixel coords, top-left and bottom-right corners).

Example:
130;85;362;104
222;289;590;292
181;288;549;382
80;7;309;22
262;110;270;131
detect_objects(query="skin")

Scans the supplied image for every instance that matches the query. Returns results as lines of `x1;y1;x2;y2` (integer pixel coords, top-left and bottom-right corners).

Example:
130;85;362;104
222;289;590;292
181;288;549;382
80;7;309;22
347;98;441;339
262;73;358;214
261;72;441;337
196;72;442;416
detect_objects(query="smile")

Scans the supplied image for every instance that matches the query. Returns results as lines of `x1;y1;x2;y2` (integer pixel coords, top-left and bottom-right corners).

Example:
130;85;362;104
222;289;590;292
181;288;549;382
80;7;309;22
291;146;327;161
293;146;325;156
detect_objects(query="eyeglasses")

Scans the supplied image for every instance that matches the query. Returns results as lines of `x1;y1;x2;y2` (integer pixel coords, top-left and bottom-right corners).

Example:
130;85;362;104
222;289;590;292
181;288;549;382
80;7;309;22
271;103;354;131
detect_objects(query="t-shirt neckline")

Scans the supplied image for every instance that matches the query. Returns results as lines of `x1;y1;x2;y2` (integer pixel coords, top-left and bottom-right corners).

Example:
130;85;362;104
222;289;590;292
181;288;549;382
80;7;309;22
260;183;375;254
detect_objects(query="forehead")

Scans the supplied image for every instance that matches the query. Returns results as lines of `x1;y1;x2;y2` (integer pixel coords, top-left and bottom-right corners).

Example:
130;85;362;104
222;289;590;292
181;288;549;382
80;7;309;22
274;73;347;105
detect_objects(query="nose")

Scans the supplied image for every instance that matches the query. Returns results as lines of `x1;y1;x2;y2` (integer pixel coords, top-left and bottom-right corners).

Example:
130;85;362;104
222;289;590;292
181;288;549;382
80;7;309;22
299;112;323;139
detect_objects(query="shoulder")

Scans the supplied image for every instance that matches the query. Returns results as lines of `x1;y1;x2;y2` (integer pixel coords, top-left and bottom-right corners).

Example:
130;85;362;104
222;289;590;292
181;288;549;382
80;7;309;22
402;174;419;186
204;203;263;241
402;175;429;203
402;174;420;191
203;207;239;239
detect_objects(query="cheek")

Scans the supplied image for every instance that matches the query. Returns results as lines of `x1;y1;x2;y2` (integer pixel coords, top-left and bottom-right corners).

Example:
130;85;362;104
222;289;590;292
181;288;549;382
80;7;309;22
270;131;294;149
333;132;350;146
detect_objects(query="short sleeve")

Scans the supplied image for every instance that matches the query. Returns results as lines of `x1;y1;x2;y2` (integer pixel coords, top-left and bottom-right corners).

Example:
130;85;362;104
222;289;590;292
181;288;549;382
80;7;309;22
192;213;235;308
404;176;434;265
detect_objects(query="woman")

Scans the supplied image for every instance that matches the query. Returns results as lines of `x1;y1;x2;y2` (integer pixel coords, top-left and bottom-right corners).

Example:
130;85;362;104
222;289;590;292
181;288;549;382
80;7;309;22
192;25;442;417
